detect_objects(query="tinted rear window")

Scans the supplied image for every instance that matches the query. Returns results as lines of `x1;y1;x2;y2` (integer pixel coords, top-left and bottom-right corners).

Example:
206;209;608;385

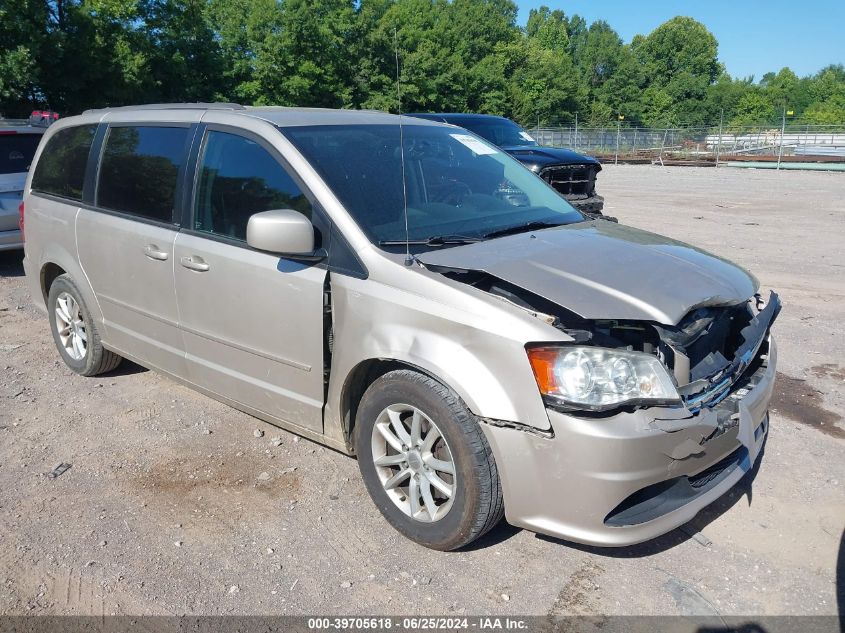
97;125;188;222
31;125;96;200
0;133;41;175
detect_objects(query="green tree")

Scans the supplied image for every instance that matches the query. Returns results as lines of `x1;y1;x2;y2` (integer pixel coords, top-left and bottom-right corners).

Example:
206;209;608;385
633;17;720;125
577;21;624;90
263;0;357;107
761;67;812;117
802;95;845;124
500;37;578;125
640;86;675;126
145;0;226;102
702;72;753;124
591;46;644;124
0;0;47;115
35;0;158;112
206;0;282;104
0;0;841;131
525;6;569;54
730;90;776;126
635;17;720;87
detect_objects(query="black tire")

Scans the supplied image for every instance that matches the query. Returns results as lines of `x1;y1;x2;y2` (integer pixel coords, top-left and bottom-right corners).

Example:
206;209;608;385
355;369;504;550
47;274;122;376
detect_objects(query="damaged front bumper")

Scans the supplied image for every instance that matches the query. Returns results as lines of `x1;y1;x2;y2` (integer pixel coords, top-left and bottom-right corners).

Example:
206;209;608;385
567;194;606;217
480;336;776;547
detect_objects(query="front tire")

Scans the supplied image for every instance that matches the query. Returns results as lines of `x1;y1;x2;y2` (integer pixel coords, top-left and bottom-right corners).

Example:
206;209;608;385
355;369;504;550
47;274;122;376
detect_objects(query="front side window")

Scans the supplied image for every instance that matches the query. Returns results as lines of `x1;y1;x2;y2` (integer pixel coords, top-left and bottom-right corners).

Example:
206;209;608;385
97;125;188;222
31;125;96;200
283;124;581;249
193;130;311;241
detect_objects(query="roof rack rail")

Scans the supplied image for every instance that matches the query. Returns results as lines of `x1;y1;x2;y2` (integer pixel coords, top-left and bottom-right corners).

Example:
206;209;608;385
83;102;246;114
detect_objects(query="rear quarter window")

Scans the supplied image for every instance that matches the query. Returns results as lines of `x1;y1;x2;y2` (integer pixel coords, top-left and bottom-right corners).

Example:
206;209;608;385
0;133;41;175
31;125;96;200
96;125;189;223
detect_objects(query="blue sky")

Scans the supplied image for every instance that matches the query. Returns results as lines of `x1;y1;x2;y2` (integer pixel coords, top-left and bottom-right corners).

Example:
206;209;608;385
516;0;845;80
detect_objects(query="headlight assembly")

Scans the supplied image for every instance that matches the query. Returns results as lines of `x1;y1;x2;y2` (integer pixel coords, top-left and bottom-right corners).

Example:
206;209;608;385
526;345;681;411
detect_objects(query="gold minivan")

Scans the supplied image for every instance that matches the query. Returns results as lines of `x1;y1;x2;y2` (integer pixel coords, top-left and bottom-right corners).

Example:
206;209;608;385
22;104;779;550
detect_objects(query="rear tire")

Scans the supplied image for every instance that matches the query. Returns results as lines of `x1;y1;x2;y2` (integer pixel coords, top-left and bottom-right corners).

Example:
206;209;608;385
47;274;122;376
355;369;504;550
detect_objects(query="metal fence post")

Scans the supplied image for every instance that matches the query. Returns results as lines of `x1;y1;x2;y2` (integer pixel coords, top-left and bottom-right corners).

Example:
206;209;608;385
715;109;723;167
615;120;621;165
777;105;786;170
658;128;668;166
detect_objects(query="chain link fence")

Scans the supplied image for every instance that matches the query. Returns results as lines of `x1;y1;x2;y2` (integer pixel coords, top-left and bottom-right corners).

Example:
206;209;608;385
531;124;845;166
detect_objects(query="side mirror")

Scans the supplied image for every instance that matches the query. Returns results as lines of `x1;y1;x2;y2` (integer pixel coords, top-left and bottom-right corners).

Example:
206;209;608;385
246;209;315;255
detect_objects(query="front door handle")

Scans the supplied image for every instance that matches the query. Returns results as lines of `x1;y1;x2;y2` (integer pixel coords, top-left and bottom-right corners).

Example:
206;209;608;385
143;244;169;261
180;255;210;272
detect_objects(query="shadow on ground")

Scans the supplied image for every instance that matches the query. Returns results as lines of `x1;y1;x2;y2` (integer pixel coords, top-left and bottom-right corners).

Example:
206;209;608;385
102;359;149;377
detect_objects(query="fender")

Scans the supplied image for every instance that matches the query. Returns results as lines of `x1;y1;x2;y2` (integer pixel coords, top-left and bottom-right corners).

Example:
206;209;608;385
324;274;557;445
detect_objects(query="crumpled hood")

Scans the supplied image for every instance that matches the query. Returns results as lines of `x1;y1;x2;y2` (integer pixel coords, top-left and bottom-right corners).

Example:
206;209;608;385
502;146;600;168
418;221;758;325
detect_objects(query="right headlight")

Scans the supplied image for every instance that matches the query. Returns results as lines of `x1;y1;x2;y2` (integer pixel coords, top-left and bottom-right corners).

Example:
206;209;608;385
526;345;681;411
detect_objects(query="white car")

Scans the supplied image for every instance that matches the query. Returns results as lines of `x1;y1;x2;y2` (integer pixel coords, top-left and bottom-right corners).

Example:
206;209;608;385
0;111;58;251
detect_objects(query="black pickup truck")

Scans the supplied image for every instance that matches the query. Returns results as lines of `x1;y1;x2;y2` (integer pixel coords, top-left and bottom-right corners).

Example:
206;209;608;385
409;113;605;217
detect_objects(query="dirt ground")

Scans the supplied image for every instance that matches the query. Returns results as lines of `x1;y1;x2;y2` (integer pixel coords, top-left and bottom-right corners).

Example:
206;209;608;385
0;165;843;618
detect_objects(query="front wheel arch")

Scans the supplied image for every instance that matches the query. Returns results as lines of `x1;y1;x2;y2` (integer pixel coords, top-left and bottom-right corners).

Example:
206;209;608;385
341;358;462;453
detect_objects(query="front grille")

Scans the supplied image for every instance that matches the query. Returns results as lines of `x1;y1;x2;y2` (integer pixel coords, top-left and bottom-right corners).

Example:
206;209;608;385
679;292;780;414
539;164;596;198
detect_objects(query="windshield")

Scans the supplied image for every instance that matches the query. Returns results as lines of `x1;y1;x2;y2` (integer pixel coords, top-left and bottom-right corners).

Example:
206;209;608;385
0;133;41;175
282;124;582;249
457;118;539;148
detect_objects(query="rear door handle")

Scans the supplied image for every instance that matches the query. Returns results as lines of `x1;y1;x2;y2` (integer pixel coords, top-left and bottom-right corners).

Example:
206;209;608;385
143;244;169;261
180;255;210;272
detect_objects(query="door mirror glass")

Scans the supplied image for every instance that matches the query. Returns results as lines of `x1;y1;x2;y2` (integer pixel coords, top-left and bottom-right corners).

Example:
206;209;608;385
246;209;315;254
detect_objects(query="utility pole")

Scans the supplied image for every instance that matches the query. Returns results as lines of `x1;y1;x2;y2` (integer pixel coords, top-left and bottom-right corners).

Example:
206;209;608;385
716;108;724;167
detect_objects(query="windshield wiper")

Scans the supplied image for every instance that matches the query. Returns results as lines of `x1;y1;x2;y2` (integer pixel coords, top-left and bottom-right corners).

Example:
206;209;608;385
378;235;483;246
482;221;565;240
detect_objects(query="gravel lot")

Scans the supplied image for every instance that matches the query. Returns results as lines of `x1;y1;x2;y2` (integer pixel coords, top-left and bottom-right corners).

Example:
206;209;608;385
0;165;843;618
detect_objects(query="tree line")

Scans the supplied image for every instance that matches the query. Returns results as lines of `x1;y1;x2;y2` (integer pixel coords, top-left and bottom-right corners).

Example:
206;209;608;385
1;0;843;127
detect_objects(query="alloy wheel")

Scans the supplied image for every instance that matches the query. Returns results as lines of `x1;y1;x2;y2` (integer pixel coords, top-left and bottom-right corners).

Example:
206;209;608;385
54;291;87;361
370;403;457;522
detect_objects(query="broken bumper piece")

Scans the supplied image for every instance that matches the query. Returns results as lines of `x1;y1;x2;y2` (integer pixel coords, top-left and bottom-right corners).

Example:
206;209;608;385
480;337;776;547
